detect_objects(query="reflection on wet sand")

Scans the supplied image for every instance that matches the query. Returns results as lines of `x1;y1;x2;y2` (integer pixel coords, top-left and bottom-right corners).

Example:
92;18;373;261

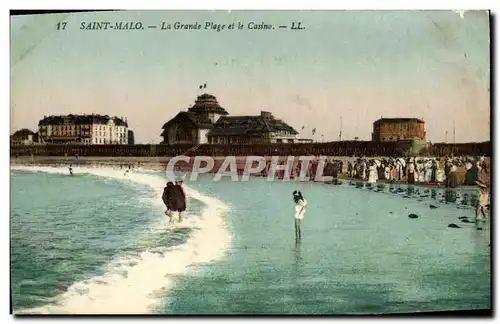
343;181;480;208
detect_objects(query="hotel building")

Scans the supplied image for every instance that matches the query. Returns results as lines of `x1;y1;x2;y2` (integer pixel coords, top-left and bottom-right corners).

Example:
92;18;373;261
37;114;129;144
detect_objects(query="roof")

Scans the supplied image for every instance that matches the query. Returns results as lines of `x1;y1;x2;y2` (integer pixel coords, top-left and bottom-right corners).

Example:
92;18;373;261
207;114;299;137
161;112;214;130
187;93;229;115
267;119;299;134
12;128;36;137
373;118;425;125
38;114;128;127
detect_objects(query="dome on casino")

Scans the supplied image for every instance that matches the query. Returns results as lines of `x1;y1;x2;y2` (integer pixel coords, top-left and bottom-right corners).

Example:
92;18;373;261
187;93;229;115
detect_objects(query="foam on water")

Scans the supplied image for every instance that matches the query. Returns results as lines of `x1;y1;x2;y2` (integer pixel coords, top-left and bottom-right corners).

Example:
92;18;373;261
11;165;232;314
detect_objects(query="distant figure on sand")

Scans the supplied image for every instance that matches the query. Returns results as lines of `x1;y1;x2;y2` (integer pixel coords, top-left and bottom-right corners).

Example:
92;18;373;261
475;180;489;230
68;164;73;176
446;165;458;188
163;181;187;224
293;190;307;242
367;160;377;184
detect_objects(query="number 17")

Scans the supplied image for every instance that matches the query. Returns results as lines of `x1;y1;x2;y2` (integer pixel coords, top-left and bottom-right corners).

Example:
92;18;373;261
57;22;67;30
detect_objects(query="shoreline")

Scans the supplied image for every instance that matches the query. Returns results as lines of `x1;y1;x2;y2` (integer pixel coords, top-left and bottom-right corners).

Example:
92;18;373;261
11;156;481;191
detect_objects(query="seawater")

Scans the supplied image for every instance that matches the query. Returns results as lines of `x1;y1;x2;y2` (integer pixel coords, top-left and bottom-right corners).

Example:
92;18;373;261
160;177;490;314
10;167;490;314
10;166;231;314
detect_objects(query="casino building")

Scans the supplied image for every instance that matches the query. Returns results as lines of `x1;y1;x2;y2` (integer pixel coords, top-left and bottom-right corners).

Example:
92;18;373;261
372;118;426;143
161;93;302;145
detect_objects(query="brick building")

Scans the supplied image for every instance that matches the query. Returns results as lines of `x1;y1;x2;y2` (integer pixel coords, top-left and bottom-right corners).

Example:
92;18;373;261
372;118;426;143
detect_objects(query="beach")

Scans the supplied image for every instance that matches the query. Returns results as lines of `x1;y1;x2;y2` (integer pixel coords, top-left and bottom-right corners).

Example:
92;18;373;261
10;155;489;187
10;161;491;314
10;8;492;316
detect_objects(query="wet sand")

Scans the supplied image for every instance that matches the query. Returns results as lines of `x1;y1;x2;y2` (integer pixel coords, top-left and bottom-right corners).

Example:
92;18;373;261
10;155;488;190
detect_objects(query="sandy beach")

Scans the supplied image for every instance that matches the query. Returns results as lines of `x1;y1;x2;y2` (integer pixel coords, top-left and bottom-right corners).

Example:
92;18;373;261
10;155;488;189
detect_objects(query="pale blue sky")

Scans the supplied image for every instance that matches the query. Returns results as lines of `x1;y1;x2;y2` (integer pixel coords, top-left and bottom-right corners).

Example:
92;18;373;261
11;10;490;143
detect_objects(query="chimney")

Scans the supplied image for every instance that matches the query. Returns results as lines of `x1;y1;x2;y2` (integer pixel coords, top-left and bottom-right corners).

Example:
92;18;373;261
260;111;273;120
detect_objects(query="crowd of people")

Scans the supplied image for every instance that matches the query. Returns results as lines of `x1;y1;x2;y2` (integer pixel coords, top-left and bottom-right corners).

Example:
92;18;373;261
344;156;488;187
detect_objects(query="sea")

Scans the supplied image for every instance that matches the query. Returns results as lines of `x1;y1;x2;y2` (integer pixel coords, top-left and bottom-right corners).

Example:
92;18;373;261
10;165;491;315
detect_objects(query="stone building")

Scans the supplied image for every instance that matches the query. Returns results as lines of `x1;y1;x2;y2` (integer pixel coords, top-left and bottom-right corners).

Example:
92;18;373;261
372;118;426;143
38;114;129;144
11;128;40;145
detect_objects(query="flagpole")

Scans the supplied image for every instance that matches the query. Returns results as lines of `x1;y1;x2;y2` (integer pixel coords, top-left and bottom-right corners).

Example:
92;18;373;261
453;120;456;156
453;120;456;144
339;116;343;141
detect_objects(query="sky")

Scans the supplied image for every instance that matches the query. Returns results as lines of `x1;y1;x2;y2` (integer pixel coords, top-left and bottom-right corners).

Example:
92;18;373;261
10;10;490;143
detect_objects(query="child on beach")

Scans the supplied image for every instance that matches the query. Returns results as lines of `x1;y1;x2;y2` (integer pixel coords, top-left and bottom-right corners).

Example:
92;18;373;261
475;180;490;230
293;190;307;242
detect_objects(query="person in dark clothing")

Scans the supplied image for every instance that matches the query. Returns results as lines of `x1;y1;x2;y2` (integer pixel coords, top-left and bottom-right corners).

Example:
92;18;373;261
464;163;479;185
347;162;353;178
444;161;451;178
446;165;459;188
175;180;188;220
162;182;175;223
480;159;488;174
162;181;187;223
430;160;438;182
332;163;339;178
68;164;73;176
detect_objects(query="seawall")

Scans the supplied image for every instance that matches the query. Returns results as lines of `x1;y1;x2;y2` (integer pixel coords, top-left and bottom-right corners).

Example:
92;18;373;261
10;141;492;158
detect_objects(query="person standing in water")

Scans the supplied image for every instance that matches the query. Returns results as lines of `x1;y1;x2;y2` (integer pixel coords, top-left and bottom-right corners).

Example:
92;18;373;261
475;180;490;230
68;164;73;176
293;190;307;242
162;181;187;224
175;180;188;221
162;182;176;223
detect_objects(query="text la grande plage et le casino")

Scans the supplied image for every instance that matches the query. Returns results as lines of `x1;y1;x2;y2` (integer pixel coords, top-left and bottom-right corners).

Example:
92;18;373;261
73;21;305;32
